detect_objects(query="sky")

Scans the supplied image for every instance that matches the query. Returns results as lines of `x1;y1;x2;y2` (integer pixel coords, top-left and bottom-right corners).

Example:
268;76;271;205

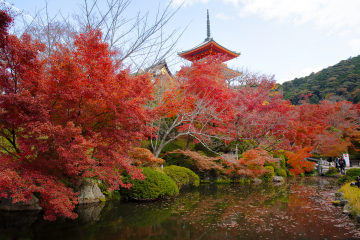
4;0;360;83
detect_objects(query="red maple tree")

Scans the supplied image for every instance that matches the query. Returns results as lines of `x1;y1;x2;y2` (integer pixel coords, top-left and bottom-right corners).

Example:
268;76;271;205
150;56;233;157
0;10;153;220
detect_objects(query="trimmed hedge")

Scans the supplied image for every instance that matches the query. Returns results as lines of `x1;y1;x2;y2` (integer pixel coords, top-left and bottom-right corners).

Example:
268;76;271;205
121;167;179;200
325;167;339;176
338;168;360;184
164;165;200;188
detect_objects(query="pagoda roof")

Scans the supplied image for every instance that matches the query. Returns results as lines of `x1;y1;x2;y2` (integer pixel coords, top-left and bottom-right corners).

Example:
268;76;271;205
178;38;240;62
178;10;240;62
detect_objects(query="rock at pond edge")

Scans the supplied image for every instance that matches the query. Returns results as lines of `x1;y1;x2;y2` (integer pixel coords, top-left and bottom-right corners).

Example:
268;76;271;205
0;195;42;211
253;178;262;184
272;176;284;183
78;179;106;204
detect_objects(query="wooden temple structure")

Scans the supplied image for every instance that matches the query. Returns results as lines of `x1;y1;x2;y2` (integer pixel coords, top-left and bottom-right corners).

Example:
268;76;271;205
178;10;240;62
146;10;241;80
178;10;241;80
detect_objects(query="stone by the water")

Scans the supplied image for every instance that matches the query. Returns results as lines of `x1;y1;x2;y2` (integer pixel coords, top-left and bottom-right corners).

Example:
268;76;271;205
78;179;106;204
272;176;284;182
0;196;42;211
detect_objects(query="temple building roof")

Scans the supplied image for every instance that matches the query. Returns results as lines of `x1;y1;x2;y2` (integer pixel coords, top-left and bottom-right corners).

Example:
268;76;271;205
144;60;174;79
178;10;240;62
221;64;242;79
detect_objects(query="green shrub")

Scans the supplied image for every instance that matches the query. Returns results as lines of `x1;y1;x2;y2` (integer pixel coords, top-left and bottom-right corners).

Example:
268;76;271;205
345;168;360;178
304;168;317;176
265;166;275;173
121;167;179;200
260;166;275;182
280;155;286;169
276;168;287;178
264;162;277;169
164;165;200;188
338;168;360;184
194;143;217;157
164;152;194;169
214;178;231;184
325;167;339;176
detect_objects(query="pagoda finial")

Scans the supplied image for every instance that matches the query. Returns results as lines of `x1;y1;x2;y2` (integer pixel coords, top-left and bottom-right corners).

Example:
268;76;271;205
205;9;211;41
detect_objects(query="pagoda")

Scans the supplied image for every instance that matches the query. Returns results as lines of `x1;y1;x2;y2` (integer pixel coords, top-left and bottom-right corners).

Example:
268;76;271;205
178;10;241;63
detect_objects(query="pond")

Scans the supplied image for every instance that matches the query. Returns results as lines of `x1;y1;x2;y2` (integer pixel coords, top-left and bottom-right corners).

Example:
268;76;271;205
0;177;359;240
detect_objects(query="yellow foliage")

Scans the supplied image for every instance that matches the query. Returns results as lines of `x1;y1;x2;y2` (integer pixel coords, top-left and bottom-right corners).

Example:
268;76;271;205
340;183;360;214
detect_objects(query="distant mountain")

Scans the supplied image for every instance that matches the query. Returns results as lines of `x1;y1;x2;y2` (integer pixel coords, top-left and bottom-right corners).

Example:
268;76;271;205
281;55;360;104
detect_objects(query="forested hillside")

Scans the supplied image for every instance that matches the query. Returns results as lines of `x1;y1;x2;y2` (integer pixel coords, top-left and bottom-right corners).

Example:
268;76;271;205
281;55;360;104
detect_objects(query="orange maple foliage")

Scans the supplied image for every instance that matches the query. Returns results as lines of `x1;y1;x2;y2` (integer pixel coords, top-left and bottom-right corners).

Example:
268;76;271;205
129;148;164;167
226;148;277;178
169;149;224;172
285;147;315;175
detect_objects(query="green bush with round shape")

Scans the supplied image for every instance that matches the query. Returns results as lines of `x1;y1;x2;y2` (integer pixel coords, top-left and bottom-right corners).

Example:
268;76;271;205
345;168;360;178
325;167;339;176
161;142;182;153
164;165;200;188
276;168;287;178
338;168;360;184
121;167;179;200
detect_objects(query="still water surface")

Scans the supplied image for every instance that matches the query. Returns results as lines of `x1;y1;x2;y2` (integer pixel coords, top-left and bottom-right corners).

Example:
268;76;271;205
1;177;359;240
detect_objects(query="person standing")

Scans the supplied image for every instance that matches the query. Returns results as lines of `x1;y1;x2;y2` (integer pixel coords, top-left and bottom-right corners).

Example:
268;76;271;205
335;157;340;172
339;157;346;174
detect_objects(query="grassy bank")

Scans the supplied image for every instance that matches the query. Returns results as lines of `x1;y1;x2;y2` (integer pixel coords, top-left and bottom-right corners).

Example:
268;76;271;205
339;183;360;214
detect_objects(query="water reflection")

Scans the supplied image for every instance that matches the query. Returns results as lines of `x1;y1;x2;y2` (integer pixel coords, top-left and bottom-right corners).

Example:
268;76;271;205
0;178;359;239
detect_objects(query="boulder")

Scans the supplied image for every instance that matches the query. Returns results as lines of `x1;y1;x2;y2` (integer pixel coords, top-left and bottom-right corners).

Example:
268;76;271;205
78;179;106;204
343;204;352;215
340;199;349;206
271;176;284;183
0;196;42;211
253;178;262;184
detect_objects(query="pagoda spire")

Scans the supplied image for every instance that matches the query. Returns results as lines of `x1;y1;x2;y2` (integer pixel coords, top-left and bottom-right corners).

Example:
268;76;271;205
205;9;211;41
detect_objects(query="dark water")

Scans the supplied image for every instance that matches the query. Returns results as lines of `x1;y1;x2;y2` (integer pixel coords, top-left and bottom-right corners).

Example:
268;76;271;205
1;177;359;240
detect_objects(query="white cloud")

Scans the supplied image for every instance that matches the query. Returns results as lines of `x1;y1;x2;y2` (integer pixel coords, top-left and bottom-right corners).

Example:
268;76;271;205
223;0;360;35
216;13;234;20
172;0;210;7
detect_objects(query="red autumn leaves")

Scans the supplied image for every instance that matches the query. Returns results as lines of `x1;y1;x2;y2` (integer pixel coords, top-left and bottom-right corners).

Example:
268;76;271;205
0;9;359;220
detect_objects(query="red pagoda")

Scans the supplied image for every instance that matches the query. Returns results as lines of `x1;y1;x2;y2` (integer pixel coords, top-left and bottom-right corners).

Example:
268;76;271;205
178;10;241;62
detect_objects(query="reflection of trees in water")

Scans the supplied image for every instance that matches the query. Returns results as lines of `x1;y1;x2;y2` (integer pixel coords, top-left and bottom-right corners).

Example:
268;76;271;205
0;210;40;240
0;179;357;239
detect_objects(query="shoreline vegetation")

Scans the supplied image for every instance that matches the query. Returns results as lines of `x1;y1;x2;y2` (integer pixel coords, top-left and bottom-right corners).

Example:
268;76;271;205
1;5;360;225
335;168;360;221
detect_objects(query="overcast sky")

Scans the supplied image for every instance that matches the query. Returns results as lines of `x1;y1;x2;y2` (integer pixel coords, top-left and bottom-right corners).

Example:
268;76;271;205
4;0;360;83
